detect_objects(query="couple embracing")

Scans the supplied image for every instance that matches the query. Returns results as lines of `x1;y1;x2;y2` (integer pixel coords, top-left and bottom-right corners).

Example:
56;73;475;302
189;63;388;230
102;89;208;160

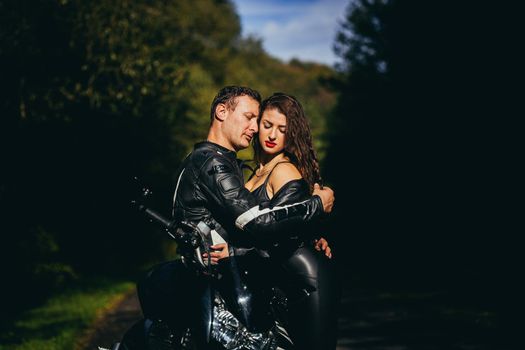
138;86;340;350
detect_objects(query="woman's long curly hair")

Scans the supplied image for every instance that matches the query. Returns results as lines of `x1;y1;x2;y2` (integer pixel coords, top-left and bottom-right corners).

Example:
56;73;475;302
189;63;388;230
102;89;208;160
253;93;321;193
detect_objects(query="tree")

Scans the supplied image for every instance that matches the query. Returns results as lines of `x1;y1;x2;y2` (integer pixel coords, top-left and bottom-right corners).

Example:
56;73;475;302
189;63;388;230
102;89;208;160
0;0;338;314
0;0;243;311
324;0;495;283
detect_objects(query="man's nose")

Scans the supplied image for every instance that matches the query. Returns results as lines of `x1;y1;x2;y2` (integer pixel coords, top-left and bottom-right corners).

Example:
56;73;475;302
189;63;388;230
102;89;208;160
250;118;258;132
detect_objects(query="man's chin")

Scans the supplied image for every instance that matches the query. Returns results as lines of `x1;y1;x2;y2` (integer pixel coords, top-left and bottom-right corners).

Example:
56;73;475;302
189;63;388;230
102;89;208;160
233;142;249;152
240;139;252;148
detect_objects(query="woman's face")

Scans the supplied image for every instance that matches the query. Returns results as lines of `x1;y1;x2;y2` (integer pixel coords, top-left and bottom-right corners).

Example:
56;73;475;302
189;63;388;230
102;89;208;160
259;108;287;156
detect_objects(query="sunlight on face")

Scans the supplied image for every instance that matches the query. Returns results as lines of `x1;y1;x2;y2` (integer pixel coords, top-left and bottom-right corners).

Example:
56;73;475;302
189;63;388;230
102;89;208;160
259;108;286;155
224;95;259;151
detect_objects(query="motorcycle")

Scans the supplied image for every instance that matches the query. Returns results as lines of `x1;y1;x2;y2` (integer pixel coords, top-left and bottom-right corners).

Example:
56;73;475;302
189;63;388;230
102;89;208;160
106;179;293;350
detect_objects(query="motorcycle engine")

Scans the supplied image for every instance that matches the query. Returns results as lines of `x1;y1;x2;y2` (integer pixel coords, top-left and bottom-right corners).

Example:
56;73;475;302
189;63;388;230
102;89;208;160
211;297;277;350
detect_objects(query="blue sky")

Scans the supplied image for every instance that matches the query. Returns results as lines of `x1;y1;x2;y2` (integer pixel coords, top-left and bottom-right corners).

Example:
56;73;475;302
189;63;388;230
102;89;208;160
231;0;350;66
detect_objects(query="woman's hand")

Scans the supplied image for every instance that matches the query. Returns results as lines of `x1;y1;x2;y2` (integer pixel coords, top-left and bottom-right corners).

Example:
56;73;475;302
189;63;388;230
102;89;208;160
202;243;229;264
314;237;332;259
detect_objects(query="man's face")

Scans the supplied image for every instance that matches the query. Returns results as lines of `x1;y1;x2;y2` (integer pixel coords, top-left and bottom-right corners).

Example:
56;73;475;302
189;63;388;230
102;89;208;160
222;95;259;151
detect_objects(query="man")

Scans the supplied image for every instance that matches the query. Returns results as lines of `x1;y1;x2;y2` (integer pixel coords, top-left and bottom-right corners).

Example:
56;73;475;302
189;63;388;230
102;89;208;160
138;86;334;348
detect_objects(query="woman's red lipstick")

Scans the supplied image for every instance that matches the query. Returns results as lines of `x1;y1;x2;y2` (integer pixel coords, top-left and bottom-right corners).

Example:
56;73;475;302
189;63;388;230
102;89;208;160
265;141;276;148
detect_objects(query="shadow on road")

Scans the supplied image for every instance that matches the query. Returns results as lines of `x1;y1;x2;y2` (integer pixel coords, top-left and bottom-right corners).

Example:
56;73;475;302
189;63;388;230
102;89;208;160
335;276;509;350
82;272;512;350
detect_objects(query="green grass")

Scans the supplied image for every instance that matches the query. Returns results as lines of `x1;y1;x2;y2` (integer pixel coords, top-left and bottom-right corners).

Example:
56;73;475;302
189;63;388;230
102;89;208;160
0;279;134;350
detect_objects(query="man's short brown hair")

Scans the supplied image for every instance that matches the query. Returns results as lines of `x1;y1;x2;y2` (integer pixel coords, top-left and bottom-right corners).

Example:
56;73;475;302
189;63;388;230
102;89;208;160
210;86;261;121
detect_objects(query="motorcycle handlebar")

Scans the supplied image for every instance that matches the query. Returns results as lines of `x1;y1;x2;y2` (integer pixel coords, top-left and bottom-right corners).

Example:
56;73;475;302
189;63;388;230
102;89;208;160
140;204;175;231
132;199;201;250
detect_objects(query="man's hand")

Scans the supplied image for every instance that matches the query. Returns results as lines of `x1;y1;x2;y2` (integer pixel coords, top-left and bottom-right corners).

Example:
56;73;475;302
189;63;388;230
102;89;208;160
313;183;335;213
202;243;229;264
314;237;332;259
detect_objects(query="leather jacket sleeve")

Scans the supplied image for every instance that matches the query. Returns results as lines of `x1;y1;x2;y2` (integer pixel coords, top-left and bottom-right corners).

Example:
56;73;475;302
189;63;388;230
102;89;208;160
198;155;324;245
266;178;321;241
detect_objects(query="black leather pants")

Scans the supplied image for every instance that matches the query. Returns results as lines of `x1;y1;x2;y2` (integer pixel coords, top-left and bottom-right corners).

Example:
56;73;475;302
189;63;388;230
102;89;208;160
279;246;341;350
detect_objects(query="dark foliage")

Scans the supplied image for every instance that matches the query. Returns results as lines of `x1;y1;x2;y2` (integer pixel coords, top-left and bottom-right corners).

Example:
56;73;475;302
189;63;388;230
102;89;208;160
324;0;514;346
0;0;337;317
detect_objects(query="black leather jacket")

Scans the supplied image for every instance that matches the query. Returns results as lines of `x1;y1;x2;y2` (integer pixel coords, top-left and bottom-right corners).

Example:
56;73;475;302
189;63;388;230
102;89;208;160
172;141;325;250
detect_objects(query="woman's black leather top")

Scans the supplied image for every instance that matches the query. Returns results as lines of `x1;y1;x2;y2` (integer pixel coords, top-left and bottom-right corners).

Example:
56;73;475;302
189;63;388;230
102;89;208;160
252;169;318;256
251;161;317;251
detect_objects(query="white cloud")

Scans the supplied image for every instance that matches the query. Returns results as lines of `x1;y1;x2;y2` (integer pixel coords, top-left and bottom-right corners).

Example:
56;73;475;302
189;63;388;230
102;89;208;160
234;1;305;16
233;0;350;65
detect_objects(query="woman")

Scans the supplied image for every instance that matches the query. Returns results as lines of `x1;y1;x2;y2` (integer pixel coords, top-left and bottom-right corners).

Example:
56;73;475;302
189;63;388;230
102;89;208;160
208;92;339;349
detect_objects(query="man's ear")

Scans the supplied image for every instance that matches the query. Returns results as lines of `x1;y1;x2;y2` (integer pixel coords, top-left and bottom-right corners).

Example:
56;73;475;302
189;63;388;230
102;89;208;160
215;103;227;122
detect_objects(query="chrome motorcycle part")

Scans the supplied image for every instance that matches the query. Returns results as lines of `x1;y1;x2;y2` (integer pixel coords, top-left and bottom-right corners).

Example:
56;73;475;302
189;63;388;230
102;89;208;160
211;297;277;350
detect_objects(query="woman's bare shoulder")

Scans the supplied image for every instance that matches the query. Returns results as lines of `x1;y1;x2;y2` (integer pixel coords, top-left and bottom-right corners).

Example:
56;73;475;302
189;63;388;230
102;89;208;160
269;162;302;193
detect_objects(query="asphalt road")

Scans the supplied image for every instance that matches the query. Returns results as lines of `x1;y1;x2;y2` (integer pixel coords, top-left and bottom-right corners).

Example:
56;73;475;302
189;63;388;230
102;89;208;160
86;284;503;350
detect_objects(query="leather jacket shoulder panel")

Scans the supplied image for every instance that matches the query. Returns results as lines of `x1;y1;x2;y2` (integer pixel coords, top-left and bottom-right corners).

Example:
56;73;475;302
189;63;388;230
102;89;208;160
197;151;258;223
